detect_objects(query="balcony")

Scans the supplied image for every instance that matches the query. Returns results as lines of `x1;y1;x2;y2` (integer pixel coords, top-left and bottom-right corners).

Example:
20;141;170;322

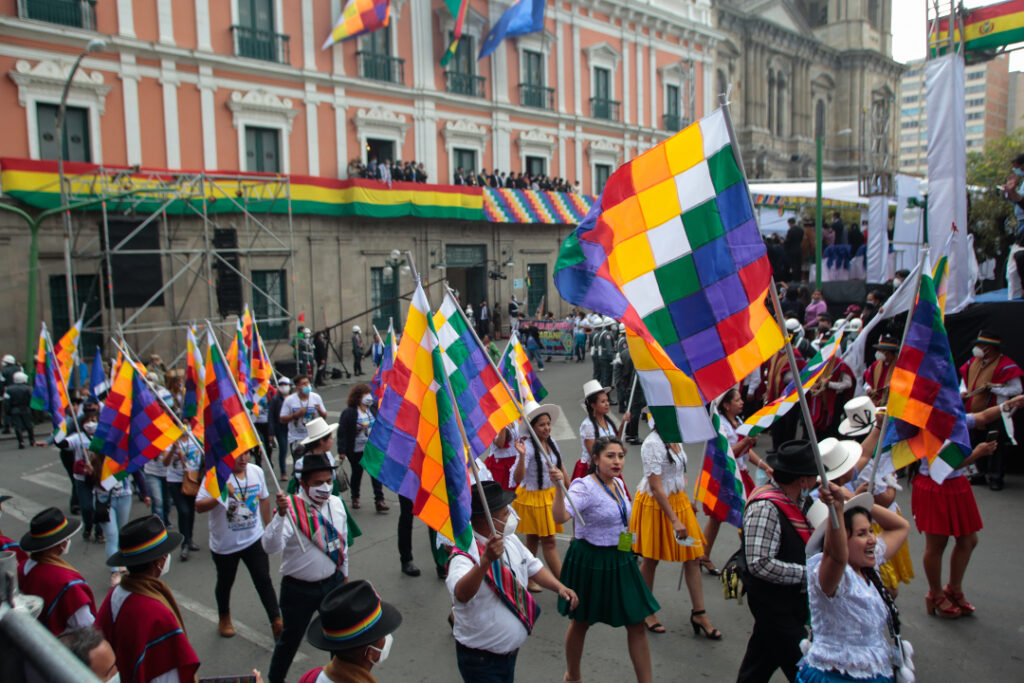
231;25;290;64
358;52;405;84
663;113;686;132
446;71;486;98
18;0;96;29
519;83;554;110
590;97;620;122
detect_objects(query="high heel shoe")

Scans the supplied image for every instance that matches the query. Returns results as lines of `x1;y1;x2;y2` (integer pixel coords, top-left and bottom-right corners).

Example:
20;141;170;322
943;585;976;615
689;609;722;640
699;557;721;576
925;590;961;619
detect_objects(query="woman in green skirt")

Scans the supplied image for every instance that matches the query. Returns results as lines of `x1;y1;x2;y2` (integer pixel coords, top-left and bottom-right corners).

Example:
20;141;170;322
551;437;658;683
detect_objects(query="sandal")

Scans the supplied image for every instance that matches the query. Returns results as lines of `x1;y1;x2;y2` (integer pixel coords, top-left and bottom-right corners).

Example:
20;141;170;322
645;620;666;634
943;585;976;615
699;557;721;576
925;590;961;619
690;609;723;640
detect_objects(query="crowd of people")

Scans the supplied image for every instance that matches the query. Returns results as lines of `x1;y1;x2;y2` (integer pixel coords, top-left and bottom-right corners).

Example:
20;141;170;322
348;158;429;184
342;156;583;195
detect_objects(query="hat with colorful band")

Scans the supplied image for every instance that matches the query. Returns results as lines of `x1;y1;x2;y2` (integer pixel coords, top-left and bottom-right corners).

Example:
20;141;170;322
19;507;81;553
973;332;1001;348
306;580;402;651
106;514;183;567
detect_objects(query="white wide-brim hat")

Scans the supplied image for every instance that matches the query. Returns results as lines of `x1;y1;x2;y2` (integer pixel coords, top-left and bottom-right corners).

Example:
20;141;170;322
300;416;339;445
522;399;561;426
818;438;862;481
838;396;877;438
582;379;611;401
806;492;875;556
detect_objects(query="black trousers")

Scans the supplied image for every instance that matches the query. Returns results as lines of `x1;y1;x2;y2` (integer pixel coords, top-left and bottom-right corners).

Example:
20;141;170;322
59;449;78;511
398;494;415;563
352;352;363;375
211;538;280;621
736;597;806;683
349;450;384;503
254;421;273;465
268;572;346;683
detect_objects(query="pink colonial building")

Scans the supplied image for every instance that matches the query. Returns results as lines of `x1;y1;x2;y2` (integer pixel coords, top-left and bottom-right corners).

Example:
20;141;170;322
0;0;718;192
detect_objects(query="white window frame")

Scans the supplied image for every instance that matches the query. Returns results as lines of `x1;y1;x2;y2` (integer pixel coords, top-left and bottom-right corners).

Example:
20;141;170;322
11;59;109;163
584;42;622;111
586;138;622;195
227;89;298;173
435;2;487;74
442;119;490;176
353;106;410;164
517;30;555;86
516;129;556;176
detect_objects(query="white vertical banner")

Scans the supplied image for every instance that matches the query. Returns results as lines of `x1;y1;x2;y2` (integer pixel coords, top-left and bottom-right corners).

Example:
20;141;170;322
892;174;924;270
926;54;971;312
866;196;888;282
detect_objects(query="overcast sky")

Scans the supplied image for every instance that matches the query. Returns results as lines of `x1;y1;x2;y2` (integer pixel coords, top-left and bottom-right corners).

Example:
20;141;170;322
891;0;1023;70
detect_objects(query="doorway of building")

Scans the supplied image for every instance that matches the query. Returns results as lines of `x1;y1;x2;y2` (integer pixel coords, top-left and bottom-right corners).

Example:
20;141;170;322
444;244;487;314
366;138;395;163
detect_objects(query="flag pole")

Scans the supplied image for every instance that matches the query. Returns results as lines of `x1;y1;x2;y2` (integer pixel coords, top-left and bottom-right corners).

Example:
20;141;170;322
42;327;84;453
867;248;929;494
625;372;639;423
439;279;584;523
405;252;498;539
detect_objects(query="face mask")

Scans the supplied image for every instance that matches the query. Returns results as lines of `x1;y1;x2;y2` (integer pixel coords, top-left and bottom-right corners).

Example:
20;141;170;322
1014;167;1024;177
160;554;171;576
309;482;332;504
498;507;519;537
83;421;97;436
972;346;985;358
61;539;71;555
361;394;374;406
106;673;120;683
875;351;886;362
279;385;291;395
300;385;311;397
367;633;393;664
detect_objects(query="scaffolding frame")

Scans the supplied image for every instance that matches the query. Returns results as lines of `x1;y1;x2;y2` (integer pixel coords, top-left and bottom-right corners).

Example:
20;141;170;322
55;166;298;363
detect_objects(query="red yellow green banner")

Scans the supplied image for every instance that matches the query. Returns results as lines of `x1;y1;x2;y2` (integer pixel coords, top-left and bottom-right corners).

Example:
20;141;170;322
931;0;1024;54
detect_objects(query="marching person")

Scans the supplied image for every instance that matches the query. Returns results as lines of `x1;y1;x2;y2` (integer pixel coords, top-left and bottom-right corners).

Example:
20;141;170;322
762;347;805;449
574;380;623;481
863;335;899;406
551;437;658;683
482;424;519;492
3;370;35;449
264;453;349;683
296;580;402;683
96;514;200;683
269;377;292;479
280;374;329;457
17;507;96;635
58;627;120;682
337;383;387;512
163;434;201;561
0;494;28;565
447;481;578;682
195;447;281;640
351;325;368;376
511;401;569;585
737;440;820;683
630;409;720;638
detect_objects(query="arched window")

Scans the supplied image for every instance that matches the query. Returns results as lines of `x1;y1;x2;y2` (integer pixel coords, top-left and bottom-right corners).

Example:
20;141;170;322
815;99;826;139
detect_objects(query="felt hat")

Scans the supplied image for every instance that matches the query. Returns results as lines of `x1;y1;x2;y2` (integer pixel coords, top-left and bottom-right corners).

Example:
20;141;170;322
873;334;899;352
838;396;877;438
298;452;336;476
523;399;560;425
19;507;81;553
306;580;402;651
766;440;819;477
300;417;339;446
582;379;611;401
973;331;1001;348
105;514;182;567
471;480;516;517
806;492;875;556
818;438;862;481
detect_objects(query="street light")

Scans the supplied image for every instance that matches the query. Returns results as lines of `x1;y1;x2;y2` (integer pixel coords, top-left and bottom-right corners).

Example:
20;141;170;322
815;128;853;284
903;178;929;244
56;37;107;326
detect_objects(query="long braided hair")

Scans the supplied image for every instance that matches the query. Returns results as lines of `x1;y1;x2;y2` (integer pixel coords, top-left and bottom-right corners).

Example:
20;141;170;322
529;413;562;489
585;390;617;440
844;507;901;637
646;413;681;467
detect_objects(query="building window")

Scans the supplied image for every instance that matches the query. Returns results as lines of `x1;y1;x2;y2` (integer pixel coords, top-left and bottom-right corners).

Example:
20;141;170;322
967;97;985;107
251;269;288;339
526;156;546;177
966;112;984;120
664;83;682;131
36;102;91;162
814;99;826;139
371;266;400;333
454;147;477;173
901;107;920;117
591;67;619;121
594;163;612;194
366;138;395;164
49;274;102;357
446;34;485;97
520;49;553;109
20;0;96;29
358;27;404;84
966;125;984;134
868;0;881;30
967;71;985;80
808;1;828;27
526;263;547;317
245;126;281;173
233;0;289;63
901;120;919;129
965;85;986;94
902;95;918;103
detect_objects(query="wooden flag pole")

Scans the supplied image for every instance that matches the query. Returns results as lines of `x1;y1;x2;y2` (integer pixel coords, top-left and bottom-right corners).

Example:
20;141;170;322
439;280;584;523
42;326;85;462
625;372;639;422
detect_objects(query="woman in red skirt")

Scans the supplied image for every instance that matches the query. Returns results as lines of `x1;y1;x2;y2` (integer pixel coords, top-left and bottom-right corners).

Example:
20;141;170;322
573;380;629;482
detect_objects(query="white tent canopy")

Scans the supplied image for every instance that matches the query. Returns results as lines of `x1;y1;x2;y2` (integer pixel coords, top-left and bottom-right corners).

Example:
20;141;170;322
748;179;870;206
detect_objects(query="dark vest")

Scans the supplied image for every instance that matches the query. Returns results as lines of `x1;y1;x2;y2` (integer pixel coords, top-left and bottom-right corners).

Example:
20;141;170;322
744;499;809;622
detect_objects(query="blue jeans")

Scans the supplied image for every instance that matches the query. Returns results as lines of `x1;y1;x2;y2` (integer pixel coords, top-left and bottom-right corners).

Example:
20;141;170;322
455;643;518;683
526;346;544;369
145;474;171;523
167;481;196;545
99;493;133;562
275;428;289;474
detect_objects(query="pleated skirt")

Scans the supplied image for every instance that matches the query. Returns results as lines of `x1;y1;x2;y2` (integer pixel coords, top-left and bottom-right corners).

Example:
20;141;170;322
512;486;563;537
629;491;705;562
911;474;982;537
872;520;914;589
558;538;660;627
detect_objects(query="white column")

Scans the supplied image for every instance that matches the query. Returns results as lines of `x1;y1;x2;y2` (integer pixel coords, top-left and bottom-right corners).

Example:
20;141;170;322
305;90;319;176
195;0;212;51
410;0;433;90
330;0;345;75
489;2;509;104
302;0;316;70
556;18;566;113
572;22;581;115
157;0;174;44
636;40;644;130
116;0;135;38
702;56;713;117
198;65;217;169
334;88;347;177
120;54;142;165
558;122;567;178
574;124;583;187
160;60;180;169
622;35;631;125
648;41;656;129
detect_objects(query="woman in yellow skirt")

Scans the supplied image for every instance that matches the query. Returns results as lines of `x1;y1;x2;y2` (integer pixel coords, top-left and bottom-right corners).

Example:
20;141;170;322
512;400;569;584
630;409;721;638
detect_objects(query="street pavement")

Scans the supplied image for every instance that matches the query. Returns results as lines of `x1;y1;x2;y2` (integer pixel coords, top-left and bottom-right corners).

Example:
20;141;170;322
2;355;1022;681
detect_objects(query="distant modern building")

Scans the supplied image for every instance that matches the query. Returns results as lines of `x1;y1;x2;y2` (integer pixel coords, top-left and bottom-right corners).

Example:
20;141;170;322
898;54;1009;176
1008;70;1024;133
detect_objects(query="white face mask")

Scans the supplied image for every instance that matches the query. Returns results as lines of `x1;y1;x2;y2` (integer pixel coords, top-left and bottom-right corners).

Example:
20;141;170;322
367;633;393;664
83;421;98;436
279;385;291;395
361;394;374;406
160;554;171;577
893;279;903;288
60;539;71;555
875;351;886;362
972;346;985;358
497;507;519;537
106;672;121;683
309;482;332;504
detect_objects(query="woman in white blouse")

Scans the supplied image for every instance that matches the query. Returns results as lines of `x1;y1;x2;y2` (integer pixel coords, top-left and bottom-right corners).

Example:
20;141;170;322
573;380;628;481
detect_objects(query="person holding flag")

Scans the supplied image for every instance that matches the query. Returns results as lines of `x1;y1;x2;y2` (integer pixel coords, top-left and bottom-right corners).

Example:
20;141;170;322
280;374;328;458
164;434;202;561
337;383;386;512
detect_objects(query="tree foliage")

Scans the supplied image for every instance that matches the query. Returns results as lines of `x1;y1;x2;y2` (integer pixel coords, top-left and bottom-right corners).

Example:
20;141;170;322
966;128;1024;260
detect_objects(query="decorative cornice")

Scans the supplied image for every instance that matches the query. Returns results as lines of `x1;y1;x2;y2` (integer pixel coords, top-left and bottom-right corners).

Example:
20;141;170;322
584;42;622;70
227;89;298;132
9;59;111;111
516;129;557;152
442;119;489;142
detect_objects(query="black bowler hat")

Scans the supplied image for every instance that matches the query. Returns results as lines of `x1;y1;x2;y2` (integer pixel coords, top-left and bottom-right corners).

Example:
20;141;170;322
471;480;516;517
106;514;183;567
873;334;900;352
19;507;81;553
766;440;820;477
306;580;403;651
300;453;336;475
973;331;1001;348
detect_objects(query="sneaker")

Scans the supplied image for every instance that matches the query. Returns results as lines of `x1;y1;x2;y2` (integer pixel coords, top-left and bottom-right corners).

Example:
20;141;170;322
188;541;200;551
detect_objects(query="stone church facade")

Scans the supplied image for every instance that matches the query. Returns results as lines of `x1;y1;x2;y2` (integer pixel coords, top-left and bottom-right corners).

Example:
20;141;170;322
713;0;904;181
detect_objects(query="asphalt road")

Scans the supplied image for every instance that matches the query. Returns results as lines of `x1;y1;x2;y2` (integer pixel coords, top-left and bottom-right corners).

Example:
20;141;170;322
1;355;1022;681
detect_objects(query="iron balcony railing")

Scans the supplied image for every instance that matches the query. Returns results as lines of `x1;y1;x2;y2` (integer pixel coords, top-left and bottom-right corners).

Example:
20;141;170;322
231;25;290;64
519;82;554;110
663;113;687;132
357;52;405;84
446;71;486;97
590;97;621;121
19;0;96;30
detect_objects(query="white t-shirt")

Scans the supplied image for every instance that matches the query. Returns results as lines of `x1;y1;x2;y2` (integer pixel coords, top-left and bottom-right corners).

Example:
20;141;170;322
66;432;91;482
281;392;327;443
166;441;202;484
197;463;269;554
